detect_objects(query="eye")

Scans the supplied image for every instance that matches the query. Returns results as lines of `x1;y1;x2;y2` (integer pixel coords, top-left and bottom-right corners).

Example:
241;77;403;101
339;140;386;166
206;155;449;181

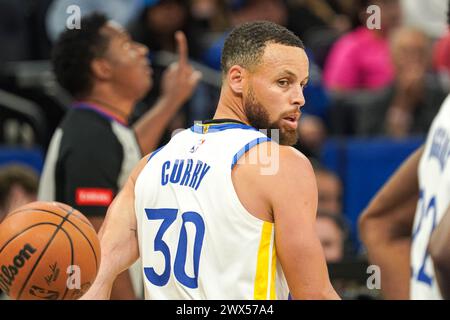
301;82;308;90
278;79;289;87
122;41;132;50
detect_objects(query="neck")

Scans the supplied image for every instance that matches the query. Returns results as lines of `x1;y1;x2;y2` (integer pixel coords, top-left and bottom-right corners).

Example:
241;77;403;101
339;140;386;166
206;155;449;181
83;89;135;124
213;87;250;125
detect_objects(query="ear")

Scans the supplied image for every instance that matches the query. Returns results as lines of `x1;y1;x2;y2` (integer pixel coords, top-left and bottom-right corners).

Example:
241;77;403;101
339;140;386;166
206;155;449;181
91;58;113;80
227;65;246;94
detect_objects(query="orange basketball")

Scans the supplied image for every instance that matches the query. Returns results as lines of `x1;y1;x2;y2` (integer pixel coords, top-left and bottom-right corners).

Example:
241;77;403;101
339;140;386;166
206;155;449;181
0;201;101;300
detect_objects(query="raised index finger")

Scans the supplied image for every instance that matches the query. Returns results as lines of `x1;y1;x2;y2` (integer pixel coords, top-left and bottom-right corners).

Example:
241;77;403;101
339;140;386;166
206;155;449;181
175;30;188;67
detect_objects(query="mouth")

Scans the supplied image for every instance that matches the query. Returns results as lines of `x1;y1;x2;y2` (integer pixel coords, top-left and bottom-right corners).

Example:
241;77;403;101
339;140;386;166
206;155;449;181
143;62;153;75
281;113;300;130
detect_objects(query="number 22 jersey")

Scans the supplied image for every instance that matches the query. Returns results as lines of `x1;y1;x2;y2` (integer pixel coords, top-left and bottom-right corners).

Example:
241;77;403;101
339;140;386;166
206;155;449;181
410;94;450;300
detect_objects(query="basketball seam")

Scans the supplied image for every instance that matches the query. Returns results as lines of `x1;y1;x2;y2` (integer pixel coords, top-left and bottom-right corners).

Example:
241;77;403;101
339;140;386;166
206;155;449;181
0;223;60;254
54;203;93;228
3;209;99;270
16;209;74;299
5;208;93;228
58;227;74;300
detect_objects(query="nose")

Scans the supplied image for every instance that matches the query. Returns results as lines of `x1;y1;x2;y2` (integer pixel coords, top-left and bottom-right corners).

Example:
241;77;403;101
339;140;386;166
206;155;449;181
291;85;306;110
136;42;149;57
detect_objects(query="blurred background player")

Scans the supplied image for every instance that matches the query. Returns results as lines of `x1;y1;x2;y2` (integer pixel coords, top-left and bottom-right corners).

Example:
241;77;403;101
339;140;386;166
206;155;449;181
37;13;201;299
359;1;450;300
82;21;340;300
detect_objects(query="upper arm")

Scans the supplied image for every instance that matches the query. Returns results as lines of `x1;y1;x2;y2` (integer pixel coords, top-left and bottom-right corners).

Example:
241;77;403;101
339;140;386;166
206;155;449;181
97;155;149;273
266;147;338;299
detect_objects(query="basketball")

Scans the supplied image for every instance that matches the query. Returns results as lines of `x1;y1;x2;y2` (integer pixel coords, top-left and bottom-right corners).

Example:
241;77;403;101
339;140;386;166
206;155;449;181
0;201;101;300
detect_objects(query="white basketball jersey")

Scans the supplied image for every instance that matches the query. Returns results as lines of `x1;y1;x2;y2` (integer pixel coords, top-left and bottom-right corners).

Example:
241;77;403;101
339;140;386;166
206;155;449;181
134;120;289;300
410;94;450;300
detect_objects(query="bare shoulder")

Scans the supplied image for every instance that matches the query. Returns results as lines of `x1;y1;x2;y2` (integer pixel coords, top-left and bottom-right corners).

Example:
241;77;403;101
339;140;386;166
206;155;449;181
232;142;316;221
278;145;313;171
129;154;153;185
236;141;315;187
268;145;316;197
234;142;316;215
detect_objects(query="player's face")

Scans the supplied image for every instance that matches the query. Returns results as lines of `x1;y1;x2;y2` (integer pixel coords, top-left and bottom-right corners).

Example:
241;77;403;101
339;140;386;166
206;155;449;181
243;43;309;146
101;22;153;99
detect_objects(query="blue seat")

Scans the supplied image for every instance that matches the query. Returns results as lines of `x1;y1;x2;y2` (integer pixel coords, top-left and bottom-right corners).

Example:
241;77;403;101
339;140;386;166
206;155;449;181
0;147;44;173
321;137;424;250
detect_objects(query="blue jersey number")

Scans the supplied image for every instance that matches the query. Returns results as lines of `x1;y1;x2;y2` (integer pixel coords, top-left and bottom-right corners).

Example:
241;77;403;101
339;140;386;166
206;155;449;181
412;190;437;286
144;208;205;289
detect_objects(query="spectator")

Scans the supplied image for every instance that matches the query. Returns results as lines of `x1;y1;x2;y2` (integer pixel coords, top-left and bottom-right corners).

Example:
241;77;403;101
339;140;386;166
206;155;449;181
401;0;447;40
315;211;347;263
0;164;38;223
357;27;447;138
38;13;200;299
127;0;205;134
202;0;288;70
294;115;327;161
287;0;357;68
128;0;202;59
315;166;343;215
323;0;402;91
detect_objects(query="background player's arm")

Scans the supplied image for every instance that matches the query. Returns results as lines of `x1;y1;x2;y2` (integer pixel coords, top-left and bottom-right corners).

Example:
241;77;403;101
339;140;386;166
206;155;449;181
359;146;423;299
429;206;450;299
81;156;148;300
268;146;339;299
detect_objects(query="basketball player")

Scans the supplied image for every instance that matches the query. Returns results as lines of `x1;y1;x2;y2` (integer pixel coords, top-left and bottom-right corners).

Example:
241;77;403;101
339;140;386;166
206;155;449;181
82;21;340;300
38;13;200;299
359;100;450;299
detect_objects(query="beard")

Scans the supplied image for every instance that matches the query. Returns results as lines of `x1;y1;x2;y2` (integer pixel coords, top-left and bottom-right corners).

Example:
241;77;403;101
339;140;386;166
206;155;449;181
244;86;298;146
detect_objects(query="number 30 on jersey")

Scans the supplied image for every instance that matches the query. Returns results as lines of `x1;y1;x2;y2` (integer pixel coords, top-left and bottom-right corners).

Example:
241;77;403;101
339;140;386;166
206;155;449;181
144;208;205;289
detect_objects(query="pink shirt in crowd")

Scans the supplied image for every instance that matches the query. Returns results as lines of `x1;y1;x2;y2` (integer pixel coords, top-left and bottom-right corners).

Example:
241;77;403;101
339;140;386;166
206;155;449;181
323;27;395;90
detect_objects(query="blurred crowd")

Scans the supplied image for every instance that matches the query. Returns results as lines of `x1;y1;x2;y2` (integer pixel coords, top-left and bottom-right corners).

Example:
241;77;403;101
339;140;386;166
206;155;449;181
1;0;450;299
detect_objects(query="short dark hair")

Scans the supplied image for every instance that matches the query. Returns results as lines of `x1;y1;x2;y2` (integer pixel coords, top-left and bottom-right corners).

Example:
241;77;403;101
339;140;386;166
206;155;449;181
221;21;304;76
52;13;110;99
0;164;38;210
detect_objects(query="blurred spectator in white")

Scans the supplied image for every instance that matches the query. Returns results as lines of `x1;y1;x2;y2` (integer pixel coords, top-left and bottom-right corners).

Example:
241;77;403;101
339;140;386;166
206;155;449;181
432;1;450;81
401;0;447;40
356;27;447;138
0;164;38;223
323;0;402;91
46;0;145;42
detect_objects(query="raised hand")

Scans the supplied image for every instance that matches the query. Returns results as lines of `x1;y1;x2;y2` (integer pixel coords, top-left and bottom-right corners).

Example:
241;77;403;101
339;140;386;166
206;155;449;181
161;31;202;106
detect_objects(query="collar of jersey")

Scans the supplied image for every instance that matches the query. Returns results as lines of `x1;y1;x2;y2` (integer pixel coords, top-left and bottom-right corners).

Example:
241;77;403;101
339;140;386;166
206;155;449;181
190;119;257;134
72;101;128;127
